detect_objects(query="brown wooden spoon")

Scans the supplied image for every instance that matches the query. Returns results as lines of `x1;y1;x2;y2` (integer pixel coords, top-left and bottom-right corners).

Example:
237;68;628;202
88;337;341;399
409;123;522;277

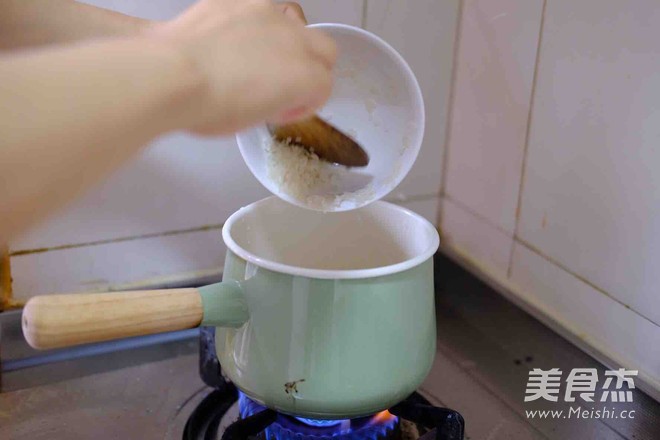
269;116;369;167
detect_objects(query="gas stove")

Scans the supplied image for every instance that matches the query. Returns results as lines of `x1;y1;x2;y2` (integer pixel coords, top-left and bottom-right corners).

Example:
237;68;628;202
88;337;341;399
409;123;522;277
183;327;465;440
5;255;655;439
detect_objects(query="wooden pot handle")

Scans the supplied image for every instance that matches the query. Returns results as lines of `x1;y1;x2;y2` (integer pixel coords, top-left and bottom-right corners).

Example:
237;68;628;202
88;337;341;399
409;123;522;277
22;288;203;350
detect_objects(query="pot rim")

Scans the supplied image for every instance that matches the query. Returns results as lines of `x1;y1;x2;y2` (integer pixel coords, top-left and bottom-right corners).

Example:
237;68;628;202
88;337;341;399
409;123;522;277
222;197;439;280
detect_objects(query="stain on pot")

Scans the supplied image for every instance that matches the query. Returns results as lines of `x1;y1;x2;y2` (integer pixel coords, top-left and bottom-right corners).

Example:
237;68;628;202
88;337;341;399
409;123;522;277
284;379;305;394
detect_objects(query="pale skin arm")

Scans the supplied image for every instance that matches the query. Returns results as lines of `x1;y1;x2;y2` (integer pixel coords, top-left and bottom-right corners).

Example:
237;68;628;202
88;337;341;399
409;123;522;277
0;0;330;243
0;40;202;242
0;0;149;49
0;0;307;48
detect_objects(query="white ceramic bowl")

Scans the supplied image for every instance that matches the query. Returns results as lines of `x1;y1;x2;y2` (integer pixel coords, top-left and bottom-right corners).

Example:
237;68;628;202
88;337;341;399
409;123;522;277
236;23;425;211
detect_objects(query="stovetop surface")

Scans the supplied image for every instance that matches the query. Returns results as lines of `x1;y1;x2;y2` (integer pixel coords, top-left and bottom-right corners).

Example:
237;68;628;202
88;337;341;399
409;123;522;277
1;255;659;439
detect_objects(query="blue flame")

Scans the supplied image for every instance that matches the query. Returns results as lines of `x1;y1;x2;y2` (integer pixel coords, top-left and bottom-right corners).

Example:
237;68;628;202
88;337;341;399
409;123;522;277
238;392;398;440
295;418;343;427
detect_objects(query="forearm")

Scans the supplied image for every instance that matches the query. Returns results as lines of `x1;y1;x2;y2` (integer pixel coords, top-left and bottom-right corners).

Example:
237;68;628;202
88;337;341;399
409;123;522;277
0;0;149;49
0;39;203;241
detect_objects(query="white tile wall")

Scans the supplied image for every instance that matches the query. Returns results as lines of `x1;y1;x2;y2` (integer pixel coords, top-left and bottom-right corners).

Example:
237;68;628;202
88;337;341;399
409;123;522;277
436;0;660;398
365;0;459;199
517;0;660;325
440;196;512;278
393;196;440;226
510;243;660;395
444;0;543;233
297;0;364;26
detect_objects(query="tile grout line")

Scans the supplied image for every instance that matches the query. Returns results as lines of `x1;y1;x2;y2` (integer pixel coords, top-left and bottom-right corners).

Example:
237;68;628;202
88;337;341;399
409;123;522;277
10;223;225;257
443;192;514;238
515;237;660;327
437;0;465;227
507;0;548;279
440;189;659;326
361;0;368;28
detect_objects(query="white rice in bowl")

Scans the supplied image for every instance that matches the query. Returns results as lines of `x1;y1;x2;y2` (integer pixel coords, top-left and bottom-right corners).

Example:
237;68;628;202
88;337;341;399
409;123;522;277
265;138;376;211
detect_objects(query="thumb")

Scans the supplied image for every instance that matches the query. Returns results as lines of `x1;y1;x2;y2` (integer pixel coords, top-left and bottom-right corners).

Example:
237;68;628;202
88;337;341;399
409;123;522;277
276;2;307;25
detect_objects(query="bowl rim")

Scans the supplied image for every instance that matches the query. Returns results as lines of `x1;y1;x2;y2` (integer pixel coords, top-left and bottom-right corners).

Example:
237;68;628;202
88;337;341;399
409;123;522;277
235;22;426;212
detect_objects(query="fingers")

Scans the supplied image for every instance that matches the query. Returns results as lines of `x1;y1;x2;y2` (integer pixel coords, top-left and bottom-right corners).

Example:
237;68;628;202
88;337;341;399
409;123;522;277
270;61;333;125
276;2;307;25
273;2;335;69
303;28;338;70
273;4;336;119
177;0;336;132
270;28;336;124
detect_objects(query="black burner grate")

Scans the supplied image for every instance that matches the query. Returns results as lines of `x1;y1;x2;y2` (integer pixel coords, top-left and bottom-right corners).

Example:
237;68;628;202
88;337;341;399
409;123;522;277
238;391;399;440
182;384;464;440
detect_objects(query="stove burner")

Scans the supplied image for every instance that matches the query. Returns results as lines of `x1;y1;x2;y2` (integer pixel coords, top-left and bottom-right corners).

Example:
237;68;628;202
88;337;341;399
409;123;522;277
239;392;398;440
190;328;465;440
181;384;464;440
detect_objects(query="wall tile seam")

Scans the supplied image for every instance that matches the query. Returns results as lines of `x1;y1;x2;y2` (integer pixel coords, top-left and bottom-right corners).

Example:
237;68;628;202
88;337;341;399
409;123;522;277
437;0;466;228
507;0;548;278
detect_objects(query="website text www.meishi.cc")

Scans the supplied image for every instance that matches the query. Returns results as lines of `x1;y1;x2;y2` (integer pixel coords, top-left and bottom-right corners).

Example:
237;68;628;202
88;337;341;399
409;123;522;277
526;406;636;420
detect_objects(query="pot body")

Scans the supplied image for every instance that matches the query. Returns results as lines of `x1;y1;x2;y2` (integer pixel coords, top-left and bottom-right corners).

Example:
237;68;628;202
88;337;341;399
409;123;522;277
215;250;436;419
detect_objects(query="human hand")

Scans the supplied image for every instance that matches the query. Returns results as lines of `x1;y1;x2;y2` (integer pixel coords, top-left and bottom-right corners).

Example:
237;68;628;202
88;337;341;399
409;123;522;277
151;0;336;135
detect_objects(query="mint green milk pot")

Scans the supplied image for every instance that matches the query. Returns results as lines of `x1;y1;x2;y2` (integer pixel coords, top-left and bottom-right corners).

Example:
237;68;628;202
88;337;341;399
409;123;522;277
22;197;439;420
